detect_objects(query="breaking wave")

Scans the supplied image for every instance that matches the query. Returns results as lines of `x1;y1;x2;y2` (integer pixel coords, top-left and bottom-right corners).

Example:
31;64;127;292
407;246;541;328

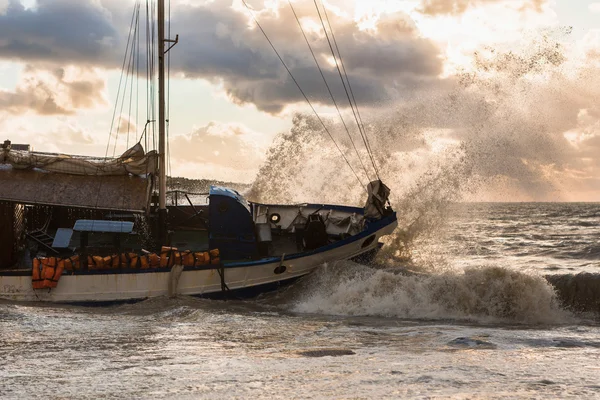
288;261;572;324
546;273;600;314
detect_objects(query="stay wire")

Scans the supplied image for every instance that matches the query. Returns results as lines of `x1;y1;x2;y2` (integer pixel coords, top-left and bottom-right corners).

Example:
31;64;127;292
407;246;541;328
145;0;151;151
151;0;157;152
135;1;140;150
321;1;380;179
241;0;365;190
115;6;139;157
314;0;380;181
126;4;140;149
167;0;172;179
288;0;371;184
105;2;138;159
95;2;139;213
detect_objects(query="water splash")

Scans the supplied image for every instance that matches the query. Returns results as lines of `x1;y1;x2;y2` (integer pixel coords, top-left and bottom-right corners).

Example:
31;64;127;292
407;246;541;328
288;261;572;324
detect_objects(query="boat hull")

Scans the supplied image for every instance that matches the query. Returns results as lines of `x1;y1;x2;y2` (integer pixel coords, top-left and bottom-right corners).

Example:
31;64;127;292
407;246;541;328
0;215;397;304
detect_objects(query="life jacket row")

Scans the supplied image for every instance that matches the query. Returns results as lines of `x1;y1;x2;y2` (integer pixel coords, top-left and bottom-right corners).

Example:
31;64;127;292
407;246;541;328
32;257;64;289
32;248;221;289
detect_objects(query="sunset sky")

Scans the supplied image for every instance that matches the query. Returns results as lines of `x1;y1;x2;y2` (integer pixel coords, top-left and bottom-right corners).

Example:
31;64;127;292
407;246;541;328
1;0;600;202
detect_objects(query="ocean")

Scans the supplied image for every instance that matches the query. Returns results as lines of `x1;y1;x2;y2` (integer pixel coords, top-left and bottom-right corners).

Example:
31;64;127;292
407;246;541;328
1;203;599;399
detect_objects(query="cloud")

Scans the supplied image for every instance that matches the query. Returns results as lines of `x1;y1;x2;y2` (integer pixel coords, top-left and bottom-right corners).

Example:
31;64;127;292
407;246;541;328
417;0;546;16
0;113;99;155
169;2;443;113
168;121;268;182
0;0;119;65
0;64;108;115
0;0;444;114
50;119;95;145
589;3;600;14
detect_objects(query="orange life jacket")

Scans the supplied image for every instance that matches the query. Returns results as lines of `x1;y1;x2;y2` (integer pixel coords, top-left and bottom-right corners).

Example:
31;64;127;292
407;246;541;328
129;253;139;268
181;251;195;267
32;258;45;289
148;253;160;268
139;254;149;269
195;252;210;265
41;257;64;289
210;249;220;265
64;255;80;271
160;246;177;268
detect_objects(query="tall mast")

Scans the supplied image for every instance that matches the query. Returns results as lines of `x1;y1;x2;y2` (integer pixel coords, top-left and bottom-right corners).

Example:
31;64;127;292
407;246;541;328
157;0;167;243
157;0;178;244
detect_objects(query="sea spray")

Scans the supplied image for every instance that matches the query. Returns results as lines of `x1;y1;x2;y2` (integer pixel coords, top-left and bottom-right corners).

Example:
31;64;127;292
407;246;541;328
290;261;571;324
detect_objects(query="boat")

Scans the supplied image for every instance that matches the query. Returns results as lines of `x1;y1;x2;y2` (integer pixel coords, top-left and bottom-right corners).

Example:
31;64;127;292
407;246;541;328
0;1;397;304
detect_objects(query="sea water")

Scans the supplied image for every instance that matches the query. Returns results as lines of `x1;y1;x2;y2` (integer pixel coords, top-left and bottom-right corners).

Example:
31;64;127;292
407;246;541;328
1;203;599;399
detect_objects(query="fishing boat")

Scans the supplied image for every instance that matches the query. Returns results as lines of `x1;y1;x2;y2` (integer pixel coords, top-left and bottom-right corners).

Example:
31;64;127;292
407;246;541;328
0;1;397;304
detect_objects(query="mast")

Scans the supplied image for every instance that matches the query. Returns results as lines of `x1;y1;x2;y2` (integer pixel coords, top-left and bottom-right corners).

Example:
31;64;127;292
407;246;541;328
157;0;177;244
157;0;167;244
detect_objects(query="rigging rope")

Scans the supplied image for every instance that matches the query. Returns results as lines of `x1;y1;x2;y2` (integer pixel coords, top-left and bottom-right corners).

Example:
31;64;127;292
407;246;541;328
320;1;380;179
287;0;371;184
135;2;141;150
167;0;172;180
150;0;157;152
241;0;365;190
145;0;151;151
112;16;139;157
126;7;139;149
105;2;139;159
314;0;380;180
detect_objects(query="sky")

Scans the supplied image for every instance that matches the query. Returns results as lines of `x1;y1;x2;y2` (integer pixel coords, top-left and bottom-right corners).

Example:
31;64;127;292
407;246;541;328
1;0;600;202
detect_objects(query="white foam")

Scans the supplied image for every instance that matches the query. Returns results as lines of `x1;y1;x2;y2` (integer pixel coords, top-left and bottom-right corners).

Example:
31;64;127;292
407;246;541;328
291;261;572;324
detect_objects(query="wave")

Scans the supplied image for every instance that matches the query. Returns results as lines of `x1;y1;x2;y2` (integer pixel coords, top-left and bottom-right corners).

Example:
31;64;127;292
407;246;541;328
545;273;600;314
287;261;572;324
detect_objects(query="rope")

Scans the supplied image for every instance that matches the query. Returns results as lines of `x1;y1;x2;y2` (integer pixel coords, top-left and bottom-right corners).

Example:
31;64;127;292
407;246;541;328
145;0;151;151
136;3;141;151
314;0;380;180
167;0;172;179
150;0;157;152
95;2;141;223
112;19;138;157
288;0;371;183
241;0;366;190
105;2;138;159
320;1;380;179
126;7;140;149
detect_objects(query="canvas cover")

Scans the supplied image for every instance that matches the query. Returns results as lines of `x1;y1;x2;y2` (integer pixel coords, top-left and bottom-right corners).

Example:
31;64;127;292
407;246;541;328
0;142;155;211
364;180;391;220
0;166;152;211
0;143;157;176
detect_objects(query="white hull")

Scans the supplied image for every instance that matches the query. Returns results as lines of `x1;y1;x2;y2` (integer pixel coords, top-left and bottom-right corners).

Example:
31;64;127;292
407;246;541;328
0;218;396;303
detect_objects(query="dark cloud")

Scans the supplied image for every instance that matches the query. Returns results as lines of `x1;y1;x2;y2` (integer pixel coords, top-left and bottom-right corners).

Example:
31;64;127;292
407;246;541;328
169;2;443;113
0;0;119;65
0;0;443;114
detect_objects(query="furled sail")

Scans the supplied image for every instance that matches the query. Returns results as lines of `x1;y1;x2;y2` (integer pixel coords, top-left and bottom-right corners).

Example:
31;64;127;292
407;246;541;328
0;142;157;177
0;141;155;211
